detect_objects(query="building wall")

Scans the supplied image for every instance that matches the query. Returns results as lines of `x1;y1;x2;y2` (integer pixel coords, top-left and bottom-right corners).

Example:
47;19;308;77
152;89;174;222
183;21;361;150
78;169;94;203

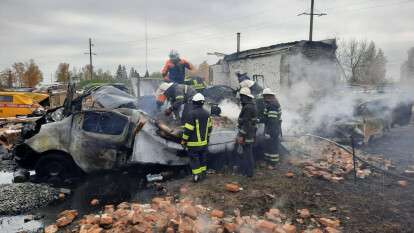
212;54;283;91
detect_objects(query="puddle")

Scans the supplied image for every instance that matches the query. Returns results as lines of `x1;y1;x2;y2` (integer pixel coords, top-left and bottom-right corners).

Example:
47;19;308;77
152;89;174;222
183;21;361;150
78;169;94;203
0;171;36;185
0;215;42;233
0;172;13;184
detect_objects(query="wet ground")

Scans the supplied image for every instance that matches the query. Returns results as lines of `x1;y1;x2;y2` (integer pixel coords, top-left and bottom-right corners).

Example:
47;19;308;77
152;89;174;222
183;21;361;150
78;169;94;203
0;166;179;233
0;124;413;232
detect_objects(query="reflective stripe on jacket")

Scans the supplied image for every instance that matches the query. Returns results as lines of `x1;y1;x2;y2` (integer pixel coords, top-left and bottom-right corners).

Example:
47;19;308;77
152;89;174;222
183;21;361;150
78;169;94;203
182;106;213;148
184;76;206;91
264;100;282;137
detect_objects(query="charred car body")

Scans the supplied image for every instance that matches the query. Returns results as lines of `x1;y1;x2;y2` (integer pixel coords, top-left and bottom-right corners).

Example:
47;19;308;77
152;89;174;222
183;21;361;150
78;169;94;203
13;85;237;182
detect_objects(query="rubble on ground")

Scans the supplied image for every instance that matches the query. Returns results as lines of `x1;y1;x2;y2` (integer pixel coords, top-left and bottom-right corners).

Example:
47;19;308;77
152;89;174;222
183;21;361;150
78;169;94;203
0;123;23;151
287;138;393;183
0;183;60;215
49;197;343;233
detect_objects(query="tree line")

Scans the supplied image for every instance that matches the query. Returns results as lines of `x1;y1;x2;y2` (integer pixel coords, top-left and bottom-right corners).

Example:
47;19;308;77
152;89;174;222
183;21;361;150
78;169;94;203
336;39;387;85
0;59;43;88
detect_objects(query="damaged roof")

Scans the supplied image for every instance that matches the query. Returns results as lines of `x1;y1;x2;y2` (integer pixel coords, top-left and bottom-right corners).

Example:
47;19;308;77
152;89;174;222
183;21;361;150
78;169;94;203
223;39;337;61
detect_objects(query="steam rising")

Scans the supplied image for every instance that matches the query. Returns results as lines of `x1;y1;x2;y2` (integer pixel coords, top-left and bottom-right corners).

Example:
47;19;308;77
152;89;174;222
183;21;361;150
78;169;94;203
278;54;414;136
218;99;241;121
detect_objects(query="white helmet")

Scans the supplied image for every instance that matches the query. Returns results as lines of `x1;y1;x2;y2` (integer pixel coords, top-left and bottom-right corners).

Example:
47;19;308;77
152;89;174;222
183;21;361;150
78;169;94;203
239;87;254;99
192;93;205;102
155;82;173;96
240;80;254;88
262;88;276;96
159;82;173;91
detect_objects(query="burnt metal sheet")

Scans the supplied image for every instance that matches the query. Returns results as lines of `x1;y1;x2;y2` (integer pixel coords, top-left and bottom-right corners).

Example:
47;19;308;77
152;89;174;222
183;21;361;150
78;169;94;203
91;86;138;109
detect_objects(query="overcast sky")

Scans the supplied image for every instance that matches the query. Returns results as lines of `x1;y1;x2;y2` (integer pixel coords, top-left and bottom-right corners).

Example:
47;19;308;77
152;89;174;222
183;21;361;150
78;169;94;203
0;0;413;82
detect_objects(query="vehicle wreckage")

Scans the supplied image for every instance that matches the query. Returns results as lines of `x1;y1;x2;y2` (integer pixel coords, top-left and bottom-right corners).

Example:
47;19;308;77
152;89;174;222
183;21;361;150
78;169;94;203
13;85;238;182
10;84;412;183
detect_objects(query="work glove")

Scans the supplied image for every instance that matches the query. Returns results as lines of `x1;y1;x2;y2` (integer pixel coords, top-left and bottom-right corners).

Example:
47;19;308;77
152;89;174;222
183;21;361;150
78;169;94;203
164;108;173;116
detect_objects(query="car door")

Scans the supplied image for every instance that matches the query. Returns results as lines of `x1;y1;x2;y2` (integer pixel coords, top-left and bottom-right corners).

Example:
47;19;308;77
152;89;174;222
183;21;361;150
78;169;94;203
69;110;130;173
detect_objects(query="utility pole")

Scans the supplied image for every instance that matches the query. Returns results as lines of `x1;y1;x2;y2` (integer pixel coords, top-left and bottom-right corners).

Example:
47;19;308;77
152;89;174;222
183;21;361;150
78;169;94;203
309;0;314;41
236;32;241;54
298;0;327;41
144;16;149;78
84;38;96;80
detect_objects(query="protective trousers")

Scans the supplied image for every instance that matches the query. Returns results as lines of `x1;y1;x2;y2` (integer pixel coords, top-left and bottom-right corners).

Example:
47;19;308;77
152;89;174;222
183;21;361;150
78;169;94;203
264;134;280;163
239;143;254;177
187;149;207;175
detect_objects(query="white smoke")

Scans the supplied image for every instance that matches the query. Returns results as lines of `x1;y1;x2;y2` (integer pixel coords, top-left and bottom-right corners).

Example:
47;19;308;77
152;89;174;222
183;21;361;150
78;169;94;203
278;54;414;136
218;99;241;121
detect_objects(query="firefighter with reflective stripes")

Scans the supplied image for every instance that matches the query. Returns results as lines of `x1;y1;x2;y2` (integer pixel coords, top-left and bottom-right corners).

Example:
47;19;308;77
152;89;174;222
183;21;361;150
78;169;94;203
262;88;282;163
181;93;213;182
155;82;196;123
236;87;258;177
184;76;206;93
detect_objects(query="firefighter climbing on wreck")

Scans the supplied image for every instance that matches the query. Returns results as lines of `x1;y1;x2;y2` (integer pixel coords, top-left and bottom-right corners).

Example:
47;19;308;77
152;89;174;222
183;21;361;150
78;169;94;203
236;87;258;177
161;50;193;84
181;93;213;182
155;82;196;123
261;88;282;163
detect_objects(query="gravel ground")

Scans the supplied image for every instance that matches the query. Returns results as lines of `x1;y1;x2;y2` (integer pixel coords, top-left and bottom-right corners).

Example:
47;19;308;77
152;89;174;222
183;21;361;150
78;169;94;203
0;183;60;215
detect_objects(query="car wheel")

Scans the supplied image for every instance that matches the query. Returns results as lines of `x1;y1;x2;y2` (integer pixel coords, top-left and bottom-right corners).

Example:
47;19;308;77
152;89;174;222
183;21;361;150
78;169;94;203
35;152;82;185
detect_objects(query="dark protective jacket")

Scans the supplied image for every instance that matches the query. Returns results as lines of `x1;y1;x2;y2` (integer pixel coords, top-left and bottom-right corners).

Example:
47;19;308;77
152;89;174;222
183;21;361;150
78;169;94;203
182;105;213;149
184;76;206;92
238;97;258;144
263;99;282;137
164;83;196;113
161;58;192;84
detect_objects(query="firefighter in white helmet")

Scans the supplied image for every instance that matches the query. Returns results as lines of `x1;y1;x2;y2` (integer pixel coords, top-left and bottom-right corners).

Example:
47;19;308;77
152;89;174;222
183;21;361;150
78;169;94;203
261;88;282;163
236;87;258;177
155;82;196;123
236;72;263;97
181;93;213;182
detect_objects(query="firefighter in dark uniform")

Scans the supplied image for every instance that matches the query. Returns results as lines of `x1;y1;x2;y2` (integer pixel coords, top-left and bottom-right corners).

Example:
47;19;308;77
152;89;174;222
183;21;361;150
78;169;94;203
184;75;206;93
236;87;258;177
181;93;213;182
262;88;282;163
155;82;196;123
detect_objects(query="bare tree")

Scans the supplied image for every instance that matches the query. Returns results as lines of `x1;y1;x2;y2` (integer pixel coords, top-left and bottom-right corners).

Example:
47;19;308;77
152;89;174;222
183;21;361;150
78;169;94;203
12;62;26;87
0;68;16;88
337;39;387;85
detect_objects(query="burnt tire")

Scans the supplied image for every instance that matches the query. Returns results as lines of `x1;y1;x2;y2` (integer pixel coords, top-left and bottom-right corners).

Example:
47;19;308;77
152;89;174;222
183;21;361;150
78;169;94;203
35;152;82;185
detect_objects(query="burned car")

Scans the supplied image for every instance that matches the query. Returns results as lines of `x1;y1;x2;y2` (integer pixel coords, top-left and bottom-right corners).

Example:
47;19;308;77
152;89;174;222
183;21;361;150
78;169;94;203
14;109;142;181
13;84;237;183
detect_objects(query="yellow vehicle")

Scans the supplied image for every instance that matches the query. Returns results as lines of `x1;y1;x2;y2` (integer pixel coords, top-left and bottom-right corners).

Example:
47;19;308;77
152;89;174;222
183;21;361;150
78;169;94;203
0;92;49;118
